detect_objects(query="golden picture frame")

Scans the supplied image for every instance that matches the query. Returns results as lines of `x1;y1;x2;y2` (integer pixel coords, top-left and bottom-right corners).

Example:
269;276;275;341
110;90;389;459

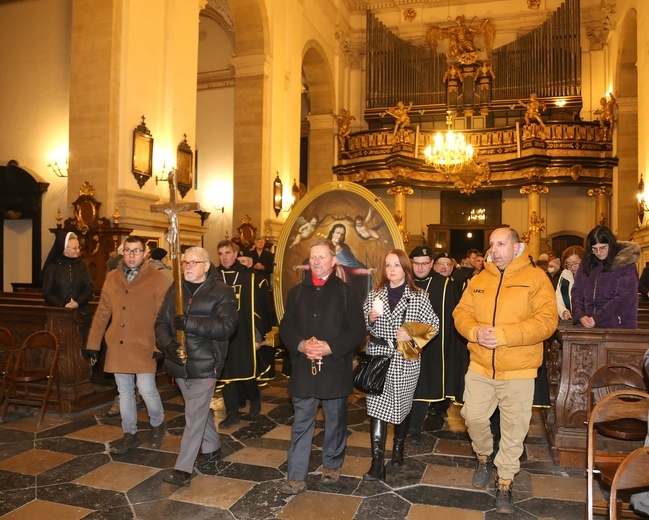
176;135;193;198
132;117;153;189
274;181;404;321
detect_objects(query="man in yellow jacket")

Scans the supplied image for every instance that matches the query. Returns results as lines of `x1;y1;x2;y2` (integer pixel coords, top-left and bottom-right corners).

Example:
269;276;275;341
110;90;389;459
453;227;557;515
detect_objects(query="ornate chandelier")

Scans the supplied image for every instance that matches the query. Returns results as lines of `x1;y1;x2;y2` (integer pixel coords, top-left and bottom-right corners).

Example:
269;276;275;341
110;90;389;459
423;111;475;174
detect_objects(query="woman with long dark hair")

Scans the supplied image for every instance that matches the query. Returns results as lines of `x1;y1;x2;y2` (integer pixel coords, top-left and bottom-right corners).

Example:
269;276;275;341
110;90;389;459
571;226;640;328
362;249;438;481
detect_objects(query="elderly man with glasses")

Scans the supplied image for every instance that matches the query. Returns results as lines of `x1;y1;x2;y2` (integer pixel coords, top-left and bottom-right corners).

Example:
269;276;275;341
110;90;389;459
155;246;238;486
86;235;170;455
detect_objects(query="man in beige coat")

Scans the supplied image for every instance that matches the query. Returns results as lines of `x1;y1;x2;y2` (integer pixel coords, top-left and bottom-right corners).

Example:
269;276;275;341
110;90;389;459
86;235;169;455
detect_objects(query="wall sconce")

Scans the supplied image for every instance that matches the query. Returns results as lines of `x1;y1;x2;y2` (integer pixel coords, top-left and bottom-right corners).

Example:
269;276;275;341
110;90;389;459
47;152;68;178
155;161;176;185
212;200;226;213
638;177;649;224
273;173;283;217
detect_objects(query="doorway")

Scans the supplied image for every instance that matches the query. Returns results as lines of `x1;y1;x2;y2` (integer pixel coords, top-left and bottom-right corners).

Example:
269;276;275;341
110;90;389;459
450;229;485;262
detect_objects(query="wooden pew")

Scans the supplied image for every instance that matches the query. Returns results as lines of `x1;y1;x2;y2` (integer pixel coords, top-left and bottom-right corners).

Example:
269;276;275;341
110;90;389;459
543;325;649;468
0;293;114;413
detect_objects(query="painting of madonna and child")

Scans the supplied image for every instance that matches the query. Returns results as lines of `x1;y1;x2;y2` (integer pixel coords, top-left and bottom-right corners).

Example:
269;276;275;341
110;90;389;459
274;181;403;320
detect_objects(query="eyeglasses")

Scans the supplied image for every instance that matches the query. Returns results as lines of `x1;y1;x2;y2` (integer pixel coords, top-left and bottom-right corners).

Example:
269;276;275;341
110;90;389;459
436;261;454;268
123;248;144;255
565;261;580;267
181;260;207;268
591;244;609;254
412;261;431;267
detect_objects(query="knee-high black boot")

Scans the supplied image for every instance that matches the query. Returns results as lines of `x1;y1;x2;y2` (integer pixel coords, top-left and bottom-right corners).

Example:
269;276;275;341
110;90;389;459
391;416;410;467
363;417;387;481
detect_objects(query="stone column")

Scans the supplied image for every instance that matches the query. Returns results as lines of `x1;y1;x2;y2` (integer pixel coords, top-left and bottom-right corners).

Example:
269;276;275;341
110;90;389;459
232;54;271;231
307;114;337;188
520;184;548;260
387;185;413;245
587;185;613;227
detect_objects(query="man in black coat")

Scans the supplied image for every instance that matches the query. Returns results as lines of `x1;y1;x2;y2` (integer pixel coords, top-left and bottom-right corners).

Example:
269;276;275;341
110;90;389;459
155;246;238;486
279;239;366;495
215;239;274;428
408;248;463;440
247;237;275;285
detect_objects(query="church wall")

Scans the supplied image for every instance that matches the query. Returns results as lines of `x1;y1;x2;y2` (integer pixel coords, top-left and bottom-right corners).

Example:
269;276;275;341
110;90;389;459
0;0;71;273
195;14;235;255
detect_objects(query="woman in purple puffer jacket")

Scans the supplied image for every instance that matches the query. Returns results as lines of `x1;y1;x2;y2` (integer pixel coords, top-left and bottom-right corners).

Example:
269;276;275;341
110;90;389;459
571;225;640;329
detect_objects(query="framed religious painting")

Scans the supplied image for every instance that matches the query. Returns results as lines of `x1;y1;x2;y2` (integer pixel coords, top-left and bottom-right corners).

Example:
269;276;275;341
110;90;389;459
131;116;153;189
176;135;193;198
274;181;404;321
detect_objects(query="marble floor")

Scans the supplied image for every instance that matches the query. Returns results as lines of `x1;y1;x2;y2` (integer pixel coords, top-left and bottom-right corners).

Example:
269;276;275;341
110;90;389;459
0;372;597;519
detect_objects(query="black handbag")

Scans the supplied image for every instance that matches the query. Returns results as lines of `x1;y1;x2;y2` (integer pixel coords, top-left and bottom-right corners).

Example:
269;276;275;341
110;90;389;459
353;352;392;395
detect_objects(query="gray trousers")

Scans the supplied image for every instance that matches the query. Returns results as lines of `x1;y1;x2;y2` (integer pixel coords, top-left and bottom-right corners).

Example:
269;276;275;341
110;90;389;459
175;378;220;473
287;396;348;481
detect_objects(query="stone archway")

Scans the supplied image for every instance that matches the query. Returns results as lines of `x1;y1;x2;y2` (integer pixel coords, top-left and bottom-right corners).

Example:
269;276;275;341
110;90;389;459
302;42;336;189
614;9;638;240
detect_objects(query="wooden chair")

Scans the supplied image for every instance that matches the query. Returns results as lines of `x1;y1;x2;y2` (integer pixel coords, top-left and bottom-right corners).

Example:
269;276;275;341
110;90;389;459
586;363;647;441
587;389;649;519
0;330;61;426
610;446;649;520
0;326;16;380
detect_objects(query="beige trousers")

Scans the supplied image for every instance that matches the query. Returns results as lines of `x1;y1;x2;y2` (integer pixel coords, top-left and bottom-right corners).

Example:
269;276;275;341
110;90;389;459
461;369;534;481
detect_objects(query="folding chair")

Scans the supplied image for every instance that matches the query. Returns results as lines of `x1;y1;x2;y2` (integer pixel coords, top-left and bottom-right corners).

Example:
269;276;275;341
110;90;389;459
586;363;647;441
587;390;649;519
610;446;649;520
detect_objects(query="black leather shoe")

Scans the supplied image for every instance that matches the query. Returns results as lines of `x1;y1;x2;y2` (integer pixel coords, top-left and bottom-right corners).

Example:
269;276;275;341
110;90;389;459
163;469;192;486
218;413;241;429
195;449;221;469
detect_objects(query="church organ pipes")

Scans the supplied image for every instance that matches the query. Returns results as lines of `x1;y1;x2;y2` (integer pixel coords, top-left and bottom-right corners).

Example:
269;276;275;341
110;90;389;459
365;0;579;117
491;0;579;100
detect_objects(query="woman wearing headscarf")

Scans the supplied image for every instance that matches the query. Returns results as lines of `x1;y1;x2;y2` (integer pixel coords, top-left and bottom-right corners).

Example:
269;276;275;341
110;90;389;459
362;249;438;481
42;231;94;345
555;245;584;321
571;226;640;328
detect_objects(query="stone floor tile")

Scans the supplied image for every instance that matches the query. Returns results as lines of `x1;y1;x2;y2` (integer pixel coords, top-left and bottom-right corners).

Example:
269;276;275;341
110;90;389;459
531;474;590;502
169;474;254;509
408;503;485;519
434;438;474;457
1;499;92;520
65;424;123;443
276;490;362;519
74;460;158;492
0;448;74;475
224;446;287;468
421;463;476;489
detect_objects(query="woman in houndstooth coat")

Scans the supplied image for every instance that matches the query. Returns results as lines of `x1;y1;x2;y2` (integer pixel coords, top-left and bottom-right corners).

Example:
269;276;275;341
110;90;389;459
362;249;438;481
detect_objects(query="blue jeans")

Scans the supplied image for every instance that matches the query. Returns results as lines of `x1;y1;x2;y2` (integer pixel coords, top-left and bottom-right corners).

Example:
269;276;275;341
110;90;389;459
114;373;165;434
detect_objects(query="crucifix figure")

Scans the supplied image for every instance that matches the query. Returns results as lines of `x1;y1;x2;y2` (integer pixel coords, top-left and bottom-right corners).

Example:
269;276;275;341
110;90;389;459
151;170;200;362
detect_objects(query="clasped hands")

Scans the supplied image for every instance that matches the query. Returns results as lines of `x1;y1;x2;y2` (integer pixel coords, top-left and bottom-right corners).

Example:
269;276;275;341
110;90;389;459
476;327;499;350
300;336;332;360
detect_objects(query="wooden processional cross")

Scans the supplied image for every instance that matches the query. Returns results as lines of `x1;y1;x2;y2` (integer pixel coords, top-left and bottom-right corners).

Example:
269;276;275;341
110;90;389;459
150;170;199;362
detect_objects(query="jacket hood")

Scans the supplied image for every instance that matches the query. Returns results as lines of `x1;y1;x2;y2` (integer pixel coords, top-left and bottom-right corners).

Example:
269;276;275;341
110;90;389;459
611;241;641;270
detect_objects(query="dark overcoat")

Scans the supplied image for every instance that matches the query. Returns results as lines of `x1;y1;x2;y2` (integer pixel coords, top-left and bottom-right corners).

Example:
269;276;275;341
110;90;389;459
280;273;365;399
155;269;238;380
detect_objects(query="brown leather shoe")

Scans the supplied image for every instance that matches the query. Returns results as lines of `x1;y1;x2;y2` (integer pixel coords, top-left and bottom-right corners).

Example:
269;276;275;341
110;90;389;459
109;432;139;455
279;479;307;495
148;421;166;449
321;467;341;484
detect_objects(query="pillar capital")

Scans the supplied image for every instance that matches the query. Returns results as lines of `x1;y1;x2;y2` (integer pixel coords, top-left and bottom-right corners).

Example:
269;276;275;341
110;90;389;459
587;185;613;197
519;184;549;196
387;186;414;196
